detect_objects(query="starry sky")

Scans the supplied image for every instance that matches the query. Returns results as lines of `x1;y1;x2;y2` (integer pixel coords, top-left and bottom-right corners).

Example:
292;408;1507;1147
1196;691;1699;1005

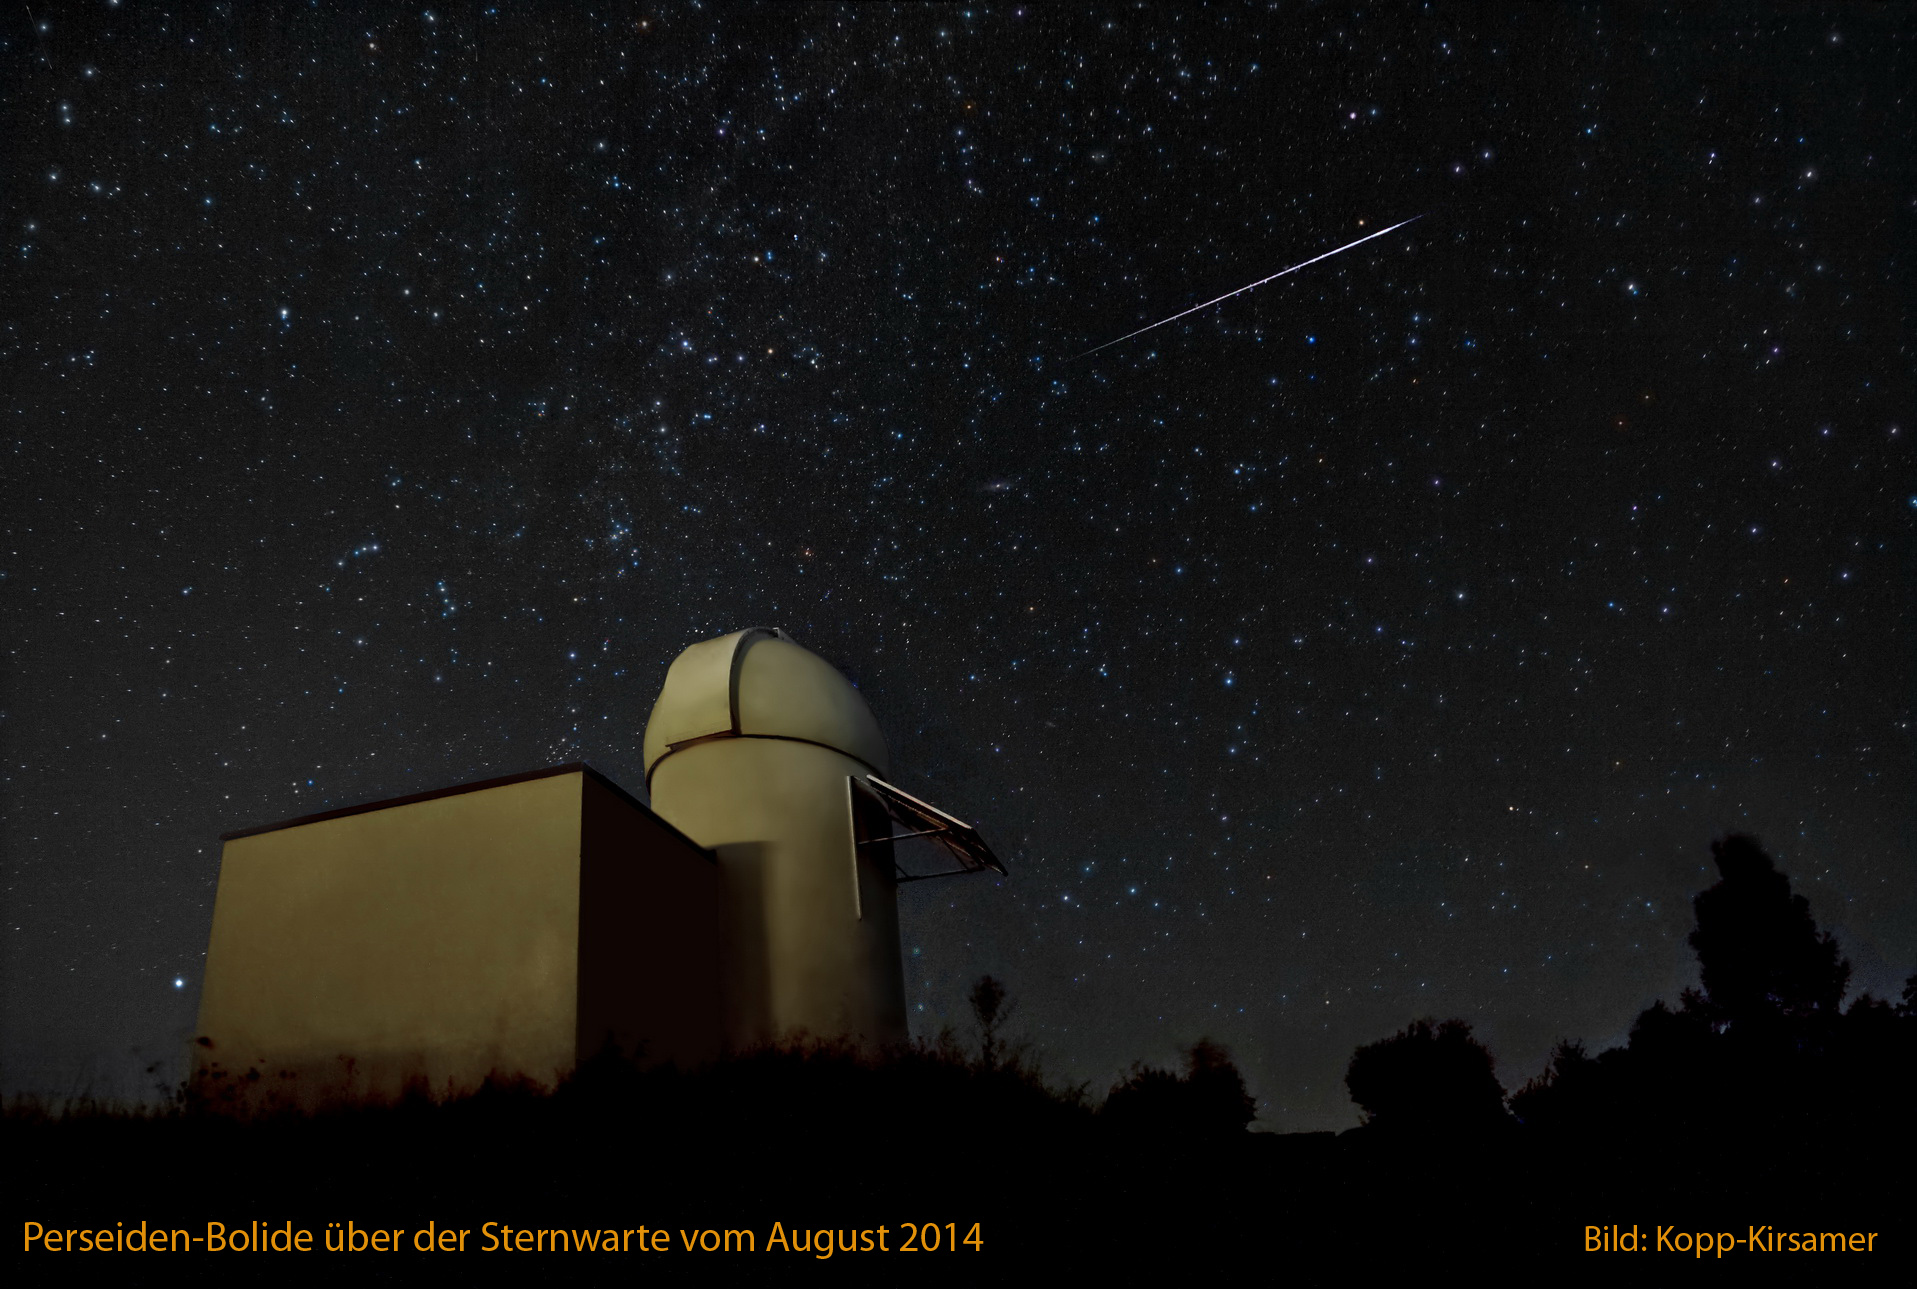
4;3;1910;1131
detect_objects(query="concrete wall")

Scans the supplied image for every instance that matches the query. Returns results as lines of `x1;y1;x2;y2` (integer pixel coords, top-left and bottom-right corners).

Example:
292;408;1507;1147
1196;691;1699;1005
649;739;908;1051
195;767;720;1108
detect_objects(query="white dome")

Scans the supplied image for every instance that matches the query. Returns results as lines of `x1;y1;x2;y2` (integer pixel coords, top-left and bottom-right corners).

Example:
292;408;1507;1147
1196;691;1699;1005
642;628;890;784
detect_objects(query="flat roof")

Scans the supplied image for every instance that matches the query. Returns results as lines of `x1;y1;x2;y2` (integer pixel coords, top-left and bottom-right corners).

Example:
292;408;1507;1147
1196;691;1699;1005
219;762;703;854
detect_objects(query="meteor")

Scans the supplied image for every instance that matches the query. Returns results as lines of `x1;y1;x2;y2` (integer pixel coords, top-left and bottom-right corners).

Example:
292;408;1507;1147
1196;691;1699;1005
1074;215;1423;360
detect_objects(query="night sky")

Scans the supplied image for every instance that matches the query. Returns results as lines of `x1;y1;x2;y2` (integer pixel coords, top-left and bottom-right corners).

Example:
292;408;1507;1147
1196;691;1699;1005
4;3;1910;1132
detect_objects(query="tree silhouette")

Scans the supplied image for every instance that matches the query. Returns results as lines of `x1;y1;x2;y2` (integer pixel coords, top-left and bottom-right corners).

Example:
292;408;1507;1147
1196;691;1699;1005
1180;1039;1257;1135
1689;834;1850;1028
1516;836;1902;1149
969;974;1011;1071
1345;1018;1508;1134
1102;1039;1256;1138
1509;1039;1605;1131
1627;998;1713;1060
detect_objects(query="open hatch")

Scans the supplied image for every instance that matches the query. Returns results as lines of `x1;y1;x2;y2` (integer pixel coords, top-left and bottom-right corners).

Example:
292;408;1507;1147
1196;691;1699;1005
855;775;1008;882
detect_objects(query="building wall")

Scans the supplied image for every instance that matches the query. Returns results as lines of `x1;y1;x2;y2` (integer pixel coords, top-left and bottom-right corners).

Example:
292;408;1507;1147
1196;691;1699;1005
649;738;908;1050
576;772;723;1067
197;771;585;1106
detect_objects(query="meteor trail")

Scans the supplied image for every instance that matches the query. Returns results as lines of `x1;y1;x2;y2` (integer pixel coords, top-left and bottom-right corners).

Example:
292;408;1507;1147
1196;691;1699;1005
1073;215;1423;360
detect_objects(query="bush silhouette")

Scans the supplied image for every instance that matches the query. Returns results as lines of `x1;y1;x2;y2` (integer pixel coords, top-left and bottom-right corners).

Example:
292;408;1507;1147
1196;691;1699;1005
1626;997;1713;1060
1345;1019;1508;1135
1182;1039;1257;1134
1102;1039;1256;1139
1509;1040;1609;1132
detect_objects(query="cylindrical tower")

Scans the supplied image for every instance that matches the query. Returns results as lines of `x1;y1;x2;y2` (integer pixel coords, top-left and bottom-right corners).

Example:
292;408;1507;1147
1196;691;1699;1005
642;628;907;1051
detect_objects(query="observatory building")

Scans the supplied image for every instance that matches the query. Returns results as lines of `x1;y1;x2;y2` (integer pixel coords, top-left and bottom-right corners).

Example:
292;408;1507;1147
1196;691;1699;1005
193;628;1004;1106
